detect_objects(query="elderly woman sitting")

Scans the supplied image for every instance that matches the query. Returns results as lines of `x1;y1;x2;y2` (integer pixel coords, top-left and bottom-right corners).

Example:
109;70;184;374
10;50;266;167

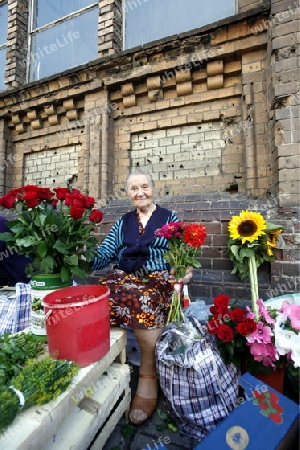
93;169;192;426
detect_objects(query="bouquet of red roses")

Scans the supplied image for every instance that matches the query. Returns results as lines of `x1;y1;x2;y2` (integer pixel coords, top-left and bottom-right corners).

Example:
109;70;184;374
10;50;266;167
0;184;103;282
155;221;207;325
207;294;257;368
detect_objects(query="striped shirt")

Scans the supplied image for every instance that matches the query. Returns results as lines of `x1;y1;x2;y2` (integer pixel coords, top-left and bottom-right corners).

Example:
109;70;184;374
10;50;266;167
93;205;179;273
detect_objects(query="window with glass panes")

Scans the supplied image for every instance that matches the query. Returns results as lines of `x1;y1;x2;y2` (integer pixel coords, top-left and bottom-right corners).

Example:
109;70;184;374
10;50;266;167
124;0;236;49
28;0;98;82
0;2;8;91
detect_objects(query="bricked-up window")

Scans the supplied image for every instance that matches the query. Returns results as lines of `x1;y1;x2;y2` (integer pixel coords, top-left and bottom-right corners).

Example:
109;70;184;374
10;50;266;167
124;0;236;49
28;0;98;82
0;2;8;91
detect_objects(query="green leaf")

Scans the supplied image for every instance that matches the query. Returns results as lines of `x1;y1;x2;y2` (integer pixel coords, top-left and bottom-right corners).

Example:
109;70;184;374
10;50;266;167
69;265;86;278
39;255;54;273
16;236;38;248
230;244;240;258
157;408;169;421
185;257;201;268
60;266;71;283
53;239;68;255
120;422;136;437
37;241;47;258
240;247;255;259
266;222;284;232
167;423;178;432
0;232;15;242
64;254;78;266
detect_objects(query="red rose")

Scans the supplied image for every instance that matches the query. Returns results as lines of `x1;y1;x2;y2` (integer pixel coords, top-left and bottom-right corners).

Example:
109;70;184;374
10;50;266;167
66;193;87;209
216;324;234;343
230;308;246;322
236;318;257;336
70;206;85;219
213;294;231;309
64;193;73;206
0;190;18;208
89;209;103;223
210;304;229;318
54;187;70;201
84;196;95;209
36;187;53;201
244;318;257;334
23;184;39;192
22;191;39;208
207;319;220;334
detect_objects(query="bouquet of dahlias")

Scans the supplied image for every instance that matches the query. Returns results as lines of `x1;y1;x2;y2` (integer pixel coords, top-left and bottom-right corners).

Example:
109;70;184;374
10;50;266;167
155;221;207;325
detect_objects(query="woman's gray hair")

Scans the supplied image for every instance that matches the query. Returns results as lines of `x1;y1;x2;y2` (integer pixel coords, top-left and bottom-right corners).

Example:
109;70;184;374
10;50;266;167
125;168;155;192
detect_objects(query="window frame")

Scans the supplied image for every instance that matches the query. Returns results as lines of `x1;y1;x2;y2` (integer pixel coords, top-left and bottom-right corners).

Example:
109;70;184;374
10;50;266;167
27;0;98;83
123;0;238;51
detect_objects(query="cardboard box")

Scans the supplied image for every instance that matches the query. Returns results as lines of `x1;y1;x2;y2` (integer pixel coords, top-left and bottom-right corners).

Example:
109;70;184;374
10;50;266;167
194;373;299;450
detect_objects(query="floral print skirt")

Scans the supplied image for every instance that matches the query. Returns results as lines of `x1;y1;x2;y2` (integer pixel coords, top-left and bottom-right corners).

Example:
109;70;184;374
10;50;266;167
99;269;172;329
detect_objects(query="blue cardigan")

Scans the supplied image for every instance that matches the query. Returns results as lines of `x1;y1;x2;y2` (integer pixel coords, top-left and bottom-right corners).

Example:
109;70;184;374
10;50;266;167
93;205;179;274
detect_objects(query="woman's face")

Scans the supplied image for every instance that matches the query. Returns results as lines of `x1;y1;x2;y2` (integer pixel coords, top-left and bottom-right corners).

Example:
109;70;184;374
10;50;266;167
127;174;154;210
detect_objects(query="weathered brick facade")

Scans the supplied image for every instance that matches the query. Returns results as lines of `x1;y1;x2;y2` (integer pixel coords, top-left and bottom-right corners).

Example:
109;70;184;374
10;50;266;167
0;0;299;302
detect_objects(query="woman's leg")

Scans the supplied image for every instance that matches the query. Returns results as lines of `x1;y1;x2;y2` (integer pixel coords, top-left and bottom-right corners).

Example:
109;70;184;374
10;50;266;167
130;328;162;423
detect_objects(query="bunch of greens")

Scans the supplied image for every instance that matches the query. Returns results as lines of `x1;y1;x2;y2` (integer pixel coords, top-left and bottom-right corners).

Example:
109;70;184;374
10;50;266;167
0;357;79;433
0;332;45;390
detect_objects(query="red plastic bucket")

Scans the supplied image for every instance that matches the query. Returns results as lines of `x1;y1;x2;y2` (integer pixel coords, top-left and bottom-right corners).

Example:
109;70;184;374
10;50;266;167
42;285;110;367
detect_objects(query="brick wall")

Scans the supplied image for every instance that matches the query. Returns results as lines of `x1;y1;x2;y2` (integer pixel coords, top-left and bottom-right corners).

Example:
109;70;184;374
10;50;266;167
5;0;28;88
130;123;224;184
23;146;79;187
0;1;298;302
98;0;123;56
269;3;300;207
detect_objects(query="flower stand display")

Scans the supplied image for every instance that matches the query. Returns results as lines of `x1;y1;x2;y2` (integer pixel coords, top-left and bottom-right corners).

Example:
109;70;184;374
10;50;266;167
0;328;130;450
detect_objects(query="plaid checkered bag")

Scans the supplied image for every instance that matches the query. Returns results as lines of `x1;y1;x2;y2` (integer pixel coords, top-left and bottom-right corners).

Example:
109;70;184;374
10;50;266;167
0;283;31;335
155;316;240;439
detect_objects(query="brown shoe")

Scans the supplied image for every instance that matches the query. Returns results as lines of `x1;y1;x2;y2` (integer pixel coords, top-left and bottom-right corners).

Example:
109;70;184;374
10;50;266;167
129;374;158;426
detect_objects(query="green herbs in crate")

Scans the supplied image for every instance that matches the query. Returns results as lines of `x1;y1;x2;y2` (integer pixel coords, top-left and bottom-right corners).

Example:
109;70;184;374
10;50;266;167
0;357;79;433
0;332;45;390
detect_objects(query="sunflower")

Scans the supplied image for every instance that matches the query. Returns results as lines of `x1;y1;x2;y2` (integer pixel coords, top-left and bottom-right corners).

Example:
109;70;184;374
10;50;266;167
228;210;266;244
266;229;282;256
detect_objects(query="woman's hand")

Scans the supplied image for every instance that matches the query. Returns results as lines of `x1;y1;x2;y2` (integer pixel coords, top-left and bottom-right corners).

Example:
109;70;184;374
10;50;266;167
169;266;193;285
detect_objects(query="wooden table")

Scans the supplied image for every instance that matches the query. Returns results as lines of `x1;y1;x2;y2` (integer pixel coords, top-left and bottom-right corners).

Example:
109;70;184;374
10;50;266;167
0;328;131;450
